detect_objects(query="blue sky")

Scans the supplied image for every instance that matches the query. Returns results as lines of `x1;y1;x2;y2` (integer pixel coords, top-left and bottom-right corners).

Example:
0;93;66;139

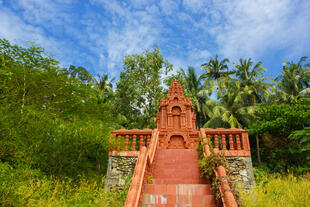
1;0;310;80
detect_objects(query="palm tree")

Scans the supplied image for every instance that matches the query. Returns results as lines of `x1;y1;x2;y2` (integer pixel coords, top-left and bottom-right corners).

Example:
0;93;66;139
233;58;275;164
179;67;212;128
233;58;274;105
201;55;230;80
275;56;310;101
203;77;255;129
92;74;115;104
180;67;203;110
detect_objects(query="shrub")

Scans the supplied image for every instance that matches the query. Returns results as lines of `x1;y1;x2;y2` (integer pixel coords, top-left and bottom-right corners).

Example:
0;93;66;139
0;107;112;179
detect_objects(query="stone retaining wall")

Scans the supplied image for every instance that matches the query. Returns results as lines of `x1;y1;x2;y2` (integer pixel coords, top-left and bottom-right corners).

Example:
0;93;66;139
104;155;255;191
104;156;137;191
226;156;255;190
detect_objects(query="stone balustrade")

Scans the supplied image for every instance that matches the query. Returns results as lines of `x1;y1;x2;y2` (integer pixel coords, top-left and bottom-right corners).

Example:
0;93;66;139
200;128;251;156
110;129;153;153
124;129;159;207
201;135;238;207
215;166;238;207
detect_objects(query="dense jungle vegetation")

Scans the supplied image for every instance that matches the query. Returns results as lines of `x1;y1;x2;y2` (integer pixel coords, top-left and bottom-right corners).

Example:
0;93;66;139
0;38;309;206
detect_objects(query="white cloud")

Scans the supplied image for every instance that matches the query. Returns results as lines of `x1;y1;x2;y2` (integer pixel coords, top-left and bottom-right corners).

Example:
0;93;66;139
159;0;179;16
1;0;309;79
11;0;73;27
200;0;310;61
84;1;162;77
0;5;80;68
182;0;208;13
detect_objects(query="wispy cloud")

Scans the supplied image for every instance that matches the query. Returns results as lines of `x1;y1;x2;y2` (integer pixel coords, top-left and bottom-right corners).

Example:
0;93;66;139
202;0;310;62
0;0;309;79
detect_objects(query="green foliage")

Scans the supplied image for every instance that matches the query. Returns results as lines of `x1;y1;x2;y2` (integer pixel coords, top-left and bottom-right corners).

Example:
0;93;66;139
0;108;112;178
198;153;228;180
249;98;310;171
233;58;274;105
198;153;227;206
275;56;310;101
288;127;310;163
0;162;128;207
196;137;213;158
203;77;256;129
250;98;310;137
0;38;120;179
0;38;127;205
201;54;231;80
147;175;154;184
115;47;173;129
198;152;241;206
1;35;310;205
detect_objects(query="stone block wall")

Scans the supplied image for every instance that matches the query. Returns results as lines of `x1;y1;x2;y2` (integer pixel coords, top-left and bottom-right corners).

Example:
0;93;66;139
226;156;255;190
104;156;137;191
104;155;255;192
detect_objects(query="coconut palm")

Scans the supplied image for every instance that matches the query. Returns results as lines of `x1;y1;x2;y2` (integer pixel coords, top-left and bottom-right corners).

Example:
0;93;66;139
92;74;115;104
203;77;255;129
233;58;274;105
275;56;310;101
201;55;230;80
179;67;213;128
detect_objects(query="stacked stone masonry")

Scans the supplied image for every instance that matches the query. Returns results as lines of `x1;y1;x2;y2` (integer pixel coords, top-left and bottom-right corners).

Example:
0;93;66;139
105;155;255;191
226;156;255;190
104;156;137;191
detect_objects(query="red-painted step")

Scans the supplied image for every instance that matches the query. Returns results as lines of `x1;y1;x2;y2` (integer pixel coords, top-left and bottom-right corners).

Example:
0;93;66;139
152;149;207;184
140;149;216;206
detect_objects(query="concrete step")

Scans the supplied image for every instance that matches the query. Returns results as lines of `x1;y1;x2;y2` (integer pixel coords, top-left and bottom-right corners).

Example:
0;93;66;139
141;184;216;206
154;178;208;184
141;205;216;207
141;194;216;206
144;184;212;195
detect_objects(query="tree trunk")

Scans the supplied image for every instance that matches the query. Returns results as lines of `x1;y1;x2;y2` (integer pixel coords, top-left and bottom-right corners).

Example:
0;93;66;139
21;67;26;114
256;134;262;165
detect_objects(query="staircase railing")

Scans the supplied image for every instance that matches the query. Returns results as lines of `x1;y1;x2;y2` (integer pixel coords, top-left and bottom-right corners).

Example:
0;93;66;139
200;128;238;207
124;129;159;207
110;129;153;152
200;128;251;156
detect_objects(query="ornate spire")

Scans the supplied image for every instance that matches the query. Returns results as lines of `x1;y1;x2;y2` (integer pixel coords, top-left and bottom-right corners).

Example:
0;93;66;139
167;79;185;100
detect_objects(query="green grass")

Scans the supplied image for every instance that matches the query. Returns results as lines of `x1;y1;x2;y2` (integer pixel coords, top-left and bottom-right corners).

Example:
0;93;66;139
0;163;128;207
241;172;310;207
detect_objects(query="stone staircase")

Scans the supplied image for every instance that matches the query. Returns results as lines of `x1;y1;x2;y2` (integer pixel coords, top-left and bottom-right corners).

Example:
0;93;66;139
110;80;251;207
140;149;217;207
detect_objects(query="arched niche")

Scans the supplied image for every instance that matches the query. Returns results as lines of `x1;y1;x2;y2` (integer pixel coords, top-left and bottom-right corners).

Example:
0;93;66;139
168;135;185;149
171;106;181;129
167;103;186;113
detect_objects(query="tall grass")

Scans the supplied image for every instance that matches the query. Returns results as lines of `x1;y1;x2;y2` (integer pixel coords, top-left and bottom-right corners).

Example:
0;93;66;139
241;173;310;207
0;163;128;207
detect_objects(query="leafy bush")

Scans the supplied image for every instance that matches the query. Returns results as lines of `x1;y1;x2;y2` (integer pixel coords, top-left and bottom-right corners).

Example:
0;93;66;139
249;98;310;172
0;38;128;206
0;107;112;178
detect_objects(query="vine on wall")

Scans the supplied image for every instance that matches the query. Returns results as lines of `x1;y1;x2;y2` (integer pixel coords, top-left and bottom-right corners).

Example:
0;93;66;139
197;138;241;206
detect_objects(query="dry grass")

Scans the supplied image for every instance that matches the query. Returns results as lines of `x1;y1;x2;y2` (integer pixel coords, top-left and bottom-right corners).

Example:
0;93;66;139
0;163;128;207
241;173;310;207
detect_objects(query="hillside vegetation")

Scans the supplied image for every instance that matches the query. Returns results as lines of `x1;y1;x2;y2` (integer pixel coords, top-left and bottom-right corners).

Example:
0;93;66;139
0;38;309;206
